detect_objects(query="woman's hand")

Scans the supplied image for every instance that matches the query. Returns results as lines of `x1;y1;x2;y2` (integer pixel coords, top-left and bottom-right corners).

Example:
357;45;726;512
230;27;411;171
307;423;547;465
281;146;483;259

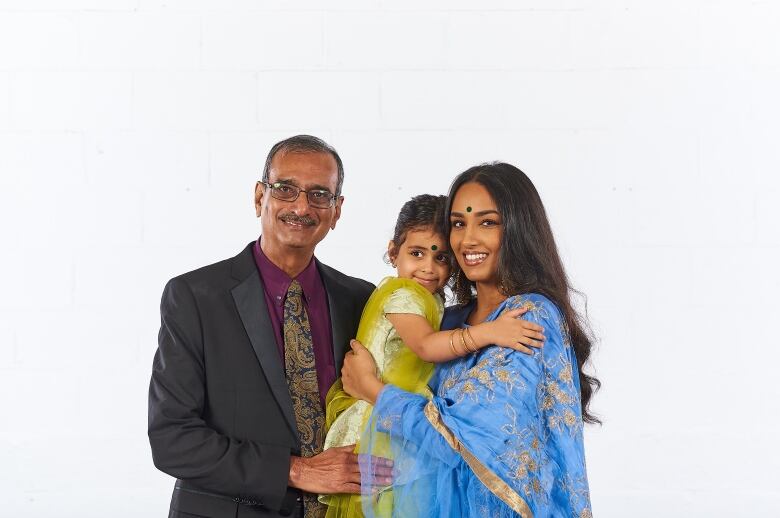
473;307;545;355
341;340;385;405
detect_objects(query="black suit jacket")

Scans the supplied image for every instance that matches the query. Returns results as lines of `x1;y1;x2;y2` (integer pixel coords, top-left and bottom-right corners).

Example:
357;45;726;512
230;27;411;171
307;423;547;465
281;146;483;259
149;243;374;518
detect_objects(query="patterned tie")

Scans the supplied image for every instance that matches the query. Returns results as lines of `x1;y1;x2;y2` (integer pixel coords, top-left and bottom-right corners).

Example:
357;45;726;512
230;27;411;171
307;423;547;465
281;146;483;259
283;280;326;518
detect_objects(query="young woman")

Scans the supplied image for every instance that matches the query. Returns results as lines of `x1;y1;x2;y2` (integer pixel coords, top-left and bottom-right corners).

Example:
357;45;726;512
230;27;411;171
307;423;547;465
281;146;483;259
342;163;599;517
322;194;544;518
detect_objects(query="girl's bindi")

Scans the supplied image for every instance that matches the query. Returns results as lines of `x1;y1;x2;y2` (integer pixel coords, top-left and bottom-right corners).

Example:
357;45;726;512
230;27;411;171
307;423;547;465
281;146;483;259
431;245;438;251
466;206;472;212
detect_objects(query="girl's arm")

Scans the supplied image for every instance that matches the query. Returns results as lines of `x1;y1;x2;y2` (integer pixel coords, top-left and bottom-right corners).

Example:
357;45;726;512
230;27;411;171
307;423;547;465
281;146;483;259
386;308;545;363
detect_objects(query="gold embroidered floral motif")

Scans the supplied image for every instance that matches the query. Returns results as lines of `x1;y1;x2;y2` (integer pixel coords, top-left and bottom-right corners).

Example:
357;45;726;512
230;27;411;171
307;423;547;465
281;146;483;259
559;474;592;517
380;415;397;431
461;380;478;400
559;318;572;348
520;299;552;321
559;364;573;384
442;349;525;404
538;361;582;436
443;378;456;391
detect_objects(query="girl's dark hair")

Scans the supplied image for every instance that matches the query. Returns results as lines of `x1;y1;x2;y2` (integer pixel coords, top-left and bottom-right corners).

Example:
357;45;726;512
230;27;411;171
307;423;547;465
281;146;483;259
387;194;448;260
446;163;601;424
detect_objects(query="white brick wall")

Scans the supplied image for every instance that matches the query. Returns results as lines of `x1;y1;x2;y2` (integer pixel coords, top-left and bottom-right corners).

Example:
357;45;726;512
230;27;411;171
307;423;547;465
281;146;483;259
325;13;447;69
11;71;133;130
258;71;381;130
79;13;202;68
133;71;259;130
202;13;323;69
1;1;778;516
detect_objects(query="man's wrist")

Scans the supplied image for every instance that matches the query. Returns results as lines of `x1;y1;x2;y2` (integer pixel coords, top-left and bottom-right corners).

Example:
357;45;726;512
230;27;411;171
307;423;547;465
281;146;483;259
288;455;304;488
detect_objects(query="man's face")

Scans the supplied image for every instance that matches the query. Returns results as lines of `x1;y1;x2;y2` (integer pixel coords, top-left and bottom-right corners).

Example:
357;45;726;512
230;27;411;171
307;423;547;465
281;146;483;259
255;151;343;254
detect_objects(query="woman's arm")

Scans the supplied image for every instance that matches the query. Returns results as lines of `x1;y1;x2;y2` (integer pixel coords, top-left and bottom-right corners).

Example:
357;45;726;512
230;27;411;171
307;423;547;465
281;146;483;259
386;308;545;363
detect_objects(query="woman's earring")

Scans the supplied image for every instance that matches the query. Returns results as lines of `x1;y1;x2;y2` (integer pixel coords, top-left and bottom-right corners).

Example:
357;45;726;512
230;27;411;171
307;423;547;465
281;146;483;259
455;270;465;300
391;262;397;268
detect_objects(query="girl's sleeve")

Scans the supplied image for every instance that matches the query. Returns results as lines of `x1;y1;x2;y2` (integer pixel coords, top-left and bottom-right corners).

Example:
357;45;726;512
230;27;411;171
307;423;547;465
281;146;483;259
382;287;427;317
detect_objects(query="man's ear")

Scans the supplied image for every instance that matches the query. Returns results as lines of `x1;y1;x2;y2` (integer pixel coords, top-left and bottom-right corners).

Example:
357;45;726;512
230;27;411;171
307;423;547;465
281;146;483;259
254;182;264;217
330;195;344;230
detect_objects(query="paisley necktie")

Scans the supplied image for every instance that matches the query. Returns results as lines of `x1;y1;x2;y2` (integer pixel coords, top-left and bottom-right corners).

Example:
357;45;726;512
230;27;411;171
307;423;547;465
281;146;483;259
283;280;326;518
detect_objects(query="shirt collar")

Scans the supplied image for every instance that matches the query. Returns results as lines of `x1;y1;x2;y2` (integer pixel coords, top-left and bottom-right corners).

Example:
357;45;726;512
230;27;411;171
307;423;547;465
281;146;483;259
253;237;320;306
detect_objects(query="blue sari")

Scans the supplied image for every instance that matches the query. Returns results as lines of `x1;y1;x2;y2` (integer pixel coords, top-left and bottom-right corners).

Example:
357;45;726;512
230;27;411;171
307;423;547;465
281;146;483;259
359;294;592;517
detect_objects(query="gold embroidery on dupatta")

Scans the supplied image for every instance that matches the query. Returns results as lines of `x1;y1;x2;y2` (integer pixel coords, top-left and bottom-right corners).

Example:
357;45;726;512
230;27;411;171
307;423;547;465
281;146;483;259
499;405;544;498
423;401;534;518
440;350;524;404
539;352;583;436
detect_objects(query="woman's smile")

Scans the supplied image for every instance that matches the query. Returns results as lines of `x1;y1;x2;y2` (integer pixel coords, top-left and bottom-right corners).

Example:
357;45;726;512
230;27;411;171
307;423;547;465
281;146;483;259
463;252;489;266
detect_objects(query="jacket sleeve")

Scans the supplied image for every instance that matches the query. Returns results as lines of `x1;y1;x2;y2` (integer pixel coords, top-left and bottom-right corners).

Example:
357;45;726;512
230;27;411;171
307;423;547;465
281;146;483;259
148;277;292;510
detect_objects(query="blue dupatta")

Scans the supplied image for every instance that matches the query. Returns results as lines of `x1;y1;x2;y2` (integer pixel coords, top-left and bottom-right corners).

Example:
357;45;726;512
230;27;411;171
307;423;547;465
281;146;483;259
359;294;592;517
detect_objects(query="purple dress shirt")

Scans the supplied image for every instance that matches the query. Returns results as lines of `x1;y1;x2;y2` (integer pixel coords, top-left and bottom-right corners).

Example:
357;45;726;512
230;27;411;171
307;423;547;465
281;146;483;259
252;238;335;406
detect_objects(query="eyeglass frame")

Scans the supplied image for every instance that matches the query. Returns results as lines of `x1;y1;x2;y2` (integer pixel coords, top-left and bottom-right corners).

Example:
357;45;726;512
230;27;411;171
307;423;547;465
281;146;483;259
259;181;338;209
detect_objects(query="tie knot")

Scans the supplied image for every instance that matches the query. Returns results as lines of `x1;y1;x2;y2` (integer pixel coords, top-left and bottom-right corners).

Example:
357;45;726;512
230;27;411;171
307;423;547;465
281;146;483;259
287;279;303;298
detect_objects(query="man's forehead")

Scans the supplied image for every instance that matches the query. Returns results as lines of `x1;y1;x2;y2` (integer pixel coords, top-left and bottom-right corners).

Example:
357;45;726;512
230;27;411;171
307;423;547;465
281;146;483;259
269;151;338;188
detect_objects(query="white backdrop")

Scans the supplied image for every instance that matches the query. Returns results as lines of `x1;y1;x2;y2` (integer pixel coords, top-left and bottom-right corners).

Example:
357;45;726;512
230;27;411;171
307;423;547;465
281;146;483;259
1;1;778;516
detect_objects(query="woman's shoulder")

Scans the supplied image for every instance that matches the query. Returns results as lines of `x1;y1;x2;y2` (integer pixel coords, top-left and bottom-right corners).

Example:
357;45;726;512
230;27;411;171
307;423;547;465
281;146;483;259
503;293;561;321
442;301;475;330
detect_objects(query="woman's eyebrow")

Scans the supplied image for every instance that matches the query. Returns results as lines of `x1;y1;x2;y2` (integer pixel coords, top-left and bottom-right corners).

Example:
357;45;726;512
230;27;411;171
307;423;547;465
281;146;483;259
450;209;500;217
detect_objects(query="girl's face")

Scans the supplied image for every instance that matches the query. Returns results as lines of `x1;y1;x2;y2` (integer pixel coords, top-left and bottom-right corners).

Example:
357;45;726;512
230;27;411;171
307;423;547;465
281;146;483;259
449;182;503;285
389;227;451;294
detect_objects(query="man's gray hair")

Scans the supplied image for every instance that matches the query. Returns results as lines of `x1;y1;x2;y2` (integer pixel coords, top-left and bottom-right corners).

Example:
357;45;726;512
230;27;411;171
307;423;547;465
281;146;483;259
262;135;345;196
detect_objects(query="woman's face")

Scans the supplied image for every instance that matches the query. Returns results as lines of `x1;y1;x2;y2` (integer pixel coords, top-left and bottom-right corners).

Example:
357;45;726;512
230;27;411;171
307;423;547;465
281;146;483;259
449;182;503;285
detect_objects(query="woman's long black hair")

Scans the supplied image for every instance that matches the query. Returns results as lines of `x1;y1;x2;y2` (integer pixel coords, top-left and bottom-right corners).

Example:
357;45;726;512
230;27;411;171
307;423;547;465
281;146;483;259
446;162;601;424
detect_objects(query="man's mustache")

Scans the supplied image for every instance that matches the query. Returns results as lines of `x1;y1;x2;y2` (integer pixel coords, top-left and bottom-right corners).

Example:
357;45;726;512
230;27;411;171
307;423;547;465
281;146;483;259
280;213;316;227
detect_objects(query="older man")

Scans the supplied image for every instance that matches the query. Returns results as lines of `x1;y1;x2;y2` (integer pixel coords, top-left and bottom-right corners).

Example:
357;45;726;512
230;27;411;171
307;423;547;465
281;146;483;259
149;135;384;518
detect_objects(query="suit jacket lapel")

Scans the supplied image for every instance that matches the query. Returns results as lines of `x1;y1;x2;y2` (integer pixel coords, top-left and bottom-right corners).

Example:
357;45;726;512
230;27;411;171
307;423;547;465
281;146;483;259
231;247;299;441
318;261;351;375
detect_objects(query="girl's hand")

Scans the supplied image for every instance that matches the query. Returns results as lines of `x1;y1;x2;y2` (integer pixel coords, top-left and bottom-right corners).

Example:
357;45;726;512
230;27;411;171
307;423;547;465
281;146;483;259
483;307;545;355
342;340;384;404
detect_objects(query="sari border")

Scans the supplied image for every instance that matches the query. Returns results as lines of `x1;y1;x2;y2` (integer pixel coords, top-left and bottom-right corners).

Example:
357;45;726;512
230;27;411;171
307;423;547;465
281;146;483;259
424;401;533;518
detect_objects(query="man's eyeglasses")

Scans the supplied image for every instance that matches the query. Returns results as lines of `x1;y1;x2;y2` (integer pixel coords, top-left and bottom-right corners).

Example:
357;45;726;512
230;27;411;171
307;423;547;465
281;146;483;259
260;181;337;209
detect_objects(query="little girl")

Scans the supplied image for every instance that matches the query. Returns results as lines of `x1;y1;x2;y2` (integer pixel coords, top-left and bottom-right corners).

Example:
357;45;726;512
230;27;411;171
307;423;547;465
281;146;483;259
321;194;545;518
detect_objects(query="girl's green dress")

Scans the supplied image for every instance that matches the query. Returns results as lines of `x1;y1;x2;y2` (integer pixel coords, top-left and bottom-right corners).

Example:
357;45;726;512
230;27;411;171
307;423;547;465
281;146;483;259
320;277;443;518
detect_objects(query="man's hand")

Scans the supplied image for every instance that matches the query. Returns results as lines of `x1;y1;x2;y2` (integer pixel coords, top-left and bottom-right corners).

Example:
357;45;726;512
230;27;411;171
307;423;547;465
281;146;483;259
288;445;393;494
